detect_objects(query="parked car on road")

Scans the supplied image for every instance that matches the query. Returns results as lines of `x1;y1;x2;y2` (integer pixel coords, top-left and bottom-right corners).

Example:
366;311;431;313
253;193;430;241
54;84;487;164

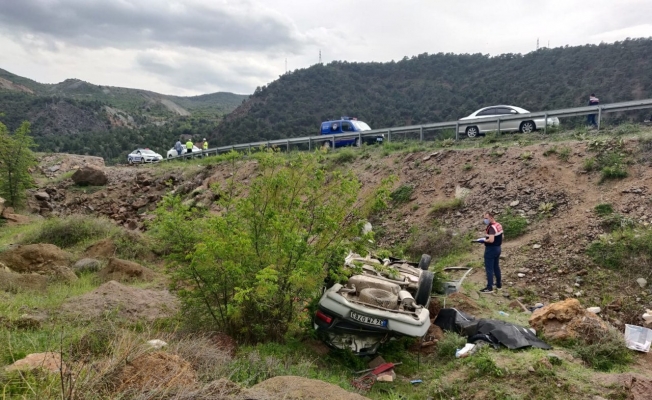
320;117;384;148
459;105;560;138
166;145;202;159
313;253;433;355
127;149;163;164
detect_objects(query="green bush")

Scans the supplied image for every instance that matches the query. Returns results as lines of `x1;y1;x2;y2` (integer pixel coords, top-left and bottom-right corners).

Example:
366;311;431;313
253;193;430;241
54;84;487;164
152;150;368;342
465;348;504;378
499;208;528;238
571;323;633;371
583;157;596;171
558;146;572;161
390;185;414;204
594;203;614;216
436;332;468;361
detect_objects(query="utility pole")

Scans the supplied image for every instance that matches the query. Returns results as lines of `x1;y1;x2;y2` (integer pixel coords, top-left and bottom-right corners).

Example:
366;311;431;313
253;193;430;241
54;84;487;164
319;50;322;64
536;38;539;50
285;58;287;74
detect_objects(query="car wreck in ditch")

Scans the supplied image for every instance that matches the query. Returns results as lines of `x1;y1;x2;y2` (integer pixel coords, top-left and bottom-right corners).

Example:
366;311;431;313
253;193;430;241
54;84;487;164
313;253;434;355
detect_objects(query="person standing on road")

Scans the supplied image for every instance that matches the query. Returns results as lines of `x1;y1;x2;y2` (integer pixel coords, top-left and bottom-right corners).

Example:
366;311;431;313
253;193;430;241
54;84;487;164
174;139;183;157
479;211;503;294
587;94;600;127
186;138;194;154
202;138;208;151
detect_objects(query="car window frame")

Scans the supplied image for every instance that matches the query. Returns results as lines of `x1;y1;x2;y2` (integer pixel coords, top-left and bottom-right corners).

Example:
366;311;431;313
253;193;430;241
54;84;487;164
476;108;496;117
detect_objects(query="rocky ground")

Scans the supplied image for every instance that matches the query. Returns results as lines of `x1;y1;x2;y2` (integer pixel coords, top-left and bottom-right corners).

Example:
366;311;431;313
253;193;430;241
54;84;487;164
2;129;652;399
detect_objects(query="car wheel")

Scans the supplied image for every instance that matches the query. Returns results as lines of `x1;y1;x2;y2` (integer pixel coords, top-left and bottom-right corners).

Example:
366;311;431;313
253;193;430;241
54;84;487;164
415;271;434;306
519;121;536;133
466;126;479;138
418;254;432;271
140;158;145;165
128;159;133;165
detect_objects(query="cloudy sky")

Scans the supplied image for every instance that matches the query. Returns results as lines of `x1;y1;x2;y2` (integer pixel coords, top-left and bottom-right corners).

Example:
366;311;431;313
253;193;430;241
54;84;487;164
1;0;651;96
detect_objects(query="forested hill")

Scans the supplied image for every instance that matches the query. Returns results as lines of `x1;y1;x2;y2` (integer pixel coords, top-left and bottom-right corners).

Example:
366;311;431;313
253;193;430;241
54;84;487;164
216;38;652;145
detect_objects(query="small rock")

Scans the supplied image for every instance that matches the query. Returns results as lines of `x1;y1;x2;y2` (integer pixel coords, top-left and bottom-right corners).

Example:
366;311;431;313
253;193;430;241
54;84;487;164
510;200;520;207
564;287;573;294
517;273;525;278
147;339;168;349
48;165;61;172
533;244;541;249
73;258;102;274
34;192;50;201
574;291;583;297
586;307;601;314
574;283;580;287
534;303;544;308
637;278;648;289
362;222;373;235
527;366;535;373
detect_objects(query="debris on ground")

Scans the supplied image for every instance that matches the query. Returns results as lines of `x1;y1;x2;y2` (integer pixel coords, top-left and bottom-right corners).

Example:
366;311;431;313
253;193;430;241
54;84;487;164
247;376;371;400
111;351;196;394
624;324;652;352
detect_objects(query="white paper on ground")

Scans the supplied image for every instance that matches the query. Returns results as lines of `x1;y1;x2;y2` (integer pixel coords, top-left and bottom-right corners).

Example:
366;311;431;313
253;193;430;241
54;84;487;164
624;324;652;352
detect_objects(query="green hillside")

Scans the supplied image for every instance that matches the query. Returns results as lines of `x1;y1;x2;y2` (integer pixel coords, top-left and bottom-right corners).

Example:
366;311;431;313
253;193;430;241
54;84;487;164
215;38;652;145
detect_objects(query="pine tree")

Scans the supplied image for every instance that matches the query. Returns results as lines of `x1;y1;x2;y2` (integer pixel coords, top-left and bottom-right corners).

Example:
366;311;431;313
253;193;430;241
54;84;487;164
0;121;37;208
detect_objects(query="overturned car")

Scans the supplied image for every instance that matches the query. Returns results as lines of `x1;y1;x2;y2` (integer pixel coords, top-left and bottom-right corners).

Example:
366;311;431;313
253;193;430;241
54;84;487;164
314;253;434;355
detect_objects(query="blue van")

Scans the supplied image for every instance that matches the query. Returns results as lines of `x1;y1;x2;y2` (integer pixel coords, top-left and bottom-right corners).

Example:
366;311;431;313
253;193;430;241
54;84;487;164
320;117;384;148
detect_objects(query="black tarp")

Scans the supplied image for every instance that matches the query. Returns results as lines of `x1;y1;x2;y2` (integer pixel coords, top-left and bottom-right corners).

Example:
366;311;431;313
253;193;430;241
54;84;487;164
433;308;551;350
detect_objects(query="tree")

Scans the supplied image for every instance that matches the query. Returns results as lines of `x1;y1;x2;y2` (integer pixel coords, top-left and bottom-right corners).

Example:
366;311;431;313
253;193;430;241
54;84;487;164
0;121;36;208
151;150;371;342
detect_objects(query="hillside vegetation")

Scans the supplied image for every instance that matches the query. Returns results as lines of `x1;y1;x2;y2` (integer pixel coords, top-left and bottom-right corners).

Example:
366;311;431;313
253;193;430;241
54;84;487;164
0;68;248;163
217;38;652;145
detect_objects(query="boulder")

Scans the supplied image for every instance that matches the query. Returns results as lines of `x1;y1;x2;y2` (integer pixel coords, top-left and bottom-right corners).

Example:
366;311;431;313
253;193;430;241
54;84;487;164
72;258;102;274
0;269;48;292
5;352;66;374
529;298;610;342
112;352;196;394
84;238;116;259
71;166;108;186
34;192;50;201
98;258;155;282
0;244;73;279
1;207;30;224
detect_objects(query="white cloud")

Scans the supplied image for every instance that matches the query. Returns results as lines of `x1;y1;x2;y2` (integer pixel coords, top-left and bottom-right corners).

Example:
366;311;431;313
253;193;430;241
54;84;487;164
0;0;651;95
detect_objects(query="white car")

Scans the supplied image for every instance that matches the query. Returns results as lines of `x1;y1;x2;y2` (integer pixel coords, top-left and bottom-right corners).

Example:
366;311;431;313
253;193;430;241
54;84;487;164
459;105;560;138
167;145;202;158
127;149;163;164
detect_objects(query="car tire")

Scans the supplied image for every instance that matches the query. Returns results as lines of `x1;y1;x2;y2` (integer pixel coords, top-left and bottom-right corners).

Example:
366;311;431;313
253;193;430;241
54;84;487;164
519;121;536;133
415;271;434;307
128;159;133;165
359;288;399;310
418;254;432;271
466;126;480;138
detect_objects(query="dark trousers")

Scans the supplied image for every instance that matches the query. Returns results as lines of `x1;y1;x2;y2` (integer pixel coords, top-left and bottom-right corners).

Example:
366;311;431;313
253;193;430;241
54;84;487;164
484;246;502;289
187;148;192;154
587;114;596;126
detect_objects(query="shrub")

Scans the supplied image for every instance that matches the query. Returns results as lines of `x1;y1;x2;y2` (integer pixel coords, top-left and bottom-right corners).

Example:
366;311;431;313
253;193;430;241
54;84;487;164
520;151;533;160
499;208;528;238
594;203;613;216
430;198;463;214
538;202;555;214
405;226;471;261
583;157;596;171
463;163;473;171
152;150;368;342
465;350;504;378
390;185;414;204
543;146;557;157
613;123;640;136
558;146;571;161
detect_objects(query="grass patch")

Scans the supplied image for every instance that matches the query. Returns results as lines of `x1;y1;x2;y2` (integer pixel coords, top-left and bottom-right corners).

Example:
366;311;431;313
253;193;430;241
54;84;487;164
430;198;463;215
587;226;652;270
594;203;614;216
499;208;528;238
569;324;633;371
331;148;357;164
389;185;414;204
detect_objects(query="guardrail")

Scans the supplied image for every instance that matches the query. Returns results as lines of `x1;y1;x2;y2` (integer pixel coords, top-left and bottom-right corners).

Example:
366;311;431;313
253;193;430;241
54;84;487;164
165;98;652;161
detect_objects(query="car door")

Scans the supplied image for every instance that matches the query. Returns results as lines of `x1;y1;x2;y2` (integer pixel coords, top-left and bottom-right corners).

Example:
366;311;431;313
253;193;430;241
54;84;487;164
495;107;520;132
476;108;497;133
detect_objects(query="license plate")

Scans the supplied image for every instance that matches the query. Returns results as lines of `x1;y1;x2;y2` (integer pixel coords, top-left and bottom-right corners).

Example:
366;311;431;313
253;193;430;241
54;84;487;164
350;311;387;327
376;137;383;142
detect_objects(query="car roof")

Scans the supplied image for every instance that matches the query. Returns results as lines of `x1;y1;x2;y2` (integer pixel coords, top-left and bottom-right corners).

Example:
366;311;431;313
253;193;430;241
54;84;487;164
474;105;530;114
